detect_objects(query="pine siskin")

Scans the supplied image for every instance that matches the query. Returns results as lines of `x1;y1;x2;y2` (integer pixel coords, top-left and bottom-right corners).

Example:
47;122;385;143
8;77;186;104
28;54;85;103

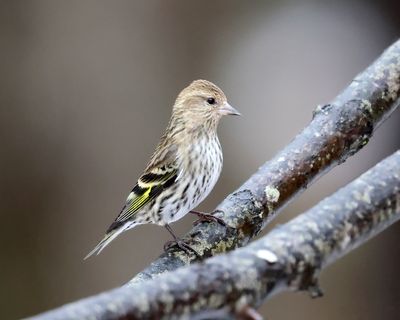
85;80;240;258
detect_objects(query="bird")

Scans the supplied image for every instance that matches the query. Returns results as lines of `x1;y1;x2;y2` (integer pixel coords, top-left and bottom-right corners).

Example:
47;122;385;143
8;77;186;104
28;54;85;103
85;79;240;259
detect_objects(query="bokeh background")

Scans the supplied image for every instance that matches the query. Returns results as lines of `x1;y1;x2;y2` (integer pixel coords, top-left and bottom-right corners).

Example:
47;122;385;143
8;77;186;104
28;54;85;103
1;0;400;319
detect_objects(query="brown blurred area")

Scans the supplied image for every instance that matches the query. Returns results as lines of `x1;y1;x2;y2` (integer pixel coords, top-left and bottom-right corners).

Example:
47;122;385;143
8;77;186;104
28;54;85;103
1;1;400;319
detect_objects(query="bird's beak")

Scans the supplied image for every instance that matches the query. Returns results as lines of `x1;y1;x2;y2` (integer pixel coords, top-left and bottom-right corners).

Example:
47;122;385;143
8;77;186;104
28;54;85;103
219;102;241;116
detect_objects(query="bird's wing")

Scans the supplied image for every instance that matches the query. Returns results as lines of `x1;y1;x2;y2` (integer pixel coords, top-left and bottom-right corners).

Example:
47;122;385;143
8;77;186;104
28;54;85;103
106;143;179;232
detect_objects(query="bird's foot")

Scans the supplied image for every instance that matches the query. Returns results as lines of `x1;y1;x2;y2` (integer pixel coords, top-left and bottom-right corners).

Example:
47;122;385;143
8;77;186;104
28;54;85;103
163;238;199;256
190;210;226;226
163;224;200;256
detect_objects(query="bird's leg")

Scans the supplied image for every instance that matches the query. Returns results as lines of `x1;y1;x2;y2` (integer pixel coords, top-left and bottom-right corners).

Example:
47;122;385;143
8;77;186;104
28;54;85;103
190;209;226;226
163;224;199;256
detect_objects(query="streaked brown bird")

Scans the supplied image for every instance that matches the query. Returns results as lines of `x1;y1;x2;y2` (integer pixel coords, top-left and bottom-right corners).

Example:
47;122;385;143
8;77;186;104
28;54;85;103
85;79;240;258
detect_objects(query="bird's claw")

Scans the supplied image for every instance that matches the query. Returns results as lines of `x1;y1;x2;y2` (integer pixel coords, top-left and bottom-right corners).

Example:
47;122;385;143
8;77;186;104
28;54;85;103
191;210;226;226
163;238;199;256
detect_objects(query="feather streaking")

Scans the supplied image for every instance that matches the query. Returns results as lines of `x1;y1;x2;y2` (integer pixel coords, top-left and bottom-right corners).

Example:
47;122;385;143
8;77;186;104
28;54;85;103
85;79;240;258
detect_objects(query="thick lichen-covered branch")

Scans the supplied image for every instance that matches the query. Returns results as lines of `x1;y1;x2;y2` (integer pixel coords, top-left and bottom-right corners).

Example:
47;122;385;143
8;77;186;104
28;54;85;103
31;150;400;320
27;39;400;319
129;39;400;284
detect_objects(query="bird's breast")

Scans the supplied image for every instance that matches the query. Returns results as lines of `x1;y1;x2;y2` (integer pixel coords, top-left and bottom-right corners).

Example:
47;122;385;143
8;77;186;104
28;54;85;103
156;136;223;225
185;136;223;203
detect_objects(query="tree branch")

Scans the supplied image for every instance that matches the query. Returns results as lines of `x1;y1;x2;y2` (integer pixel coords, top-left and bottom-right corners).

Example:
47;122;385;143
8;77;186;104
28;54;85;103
129;39;400;285
28;39;400;320
31;150;400;320
28;38;400;320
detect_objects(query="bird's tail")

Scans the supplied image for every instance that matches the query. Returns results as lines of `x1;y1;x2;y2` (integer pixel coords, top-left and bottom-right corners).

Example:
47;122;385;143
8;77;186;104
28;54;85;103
84;225;128;260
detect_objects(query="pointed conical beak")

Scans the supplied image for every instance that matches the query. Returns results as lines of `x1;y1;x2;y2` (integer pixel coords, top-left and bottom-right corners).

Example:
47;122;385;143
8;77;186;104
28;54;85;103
219;102;241;116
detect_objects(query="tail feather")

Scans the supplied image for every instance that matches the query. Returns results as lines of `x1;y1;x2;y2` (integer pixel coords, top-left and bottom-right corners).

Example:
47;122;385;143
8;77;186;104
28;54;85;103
84;226;128;260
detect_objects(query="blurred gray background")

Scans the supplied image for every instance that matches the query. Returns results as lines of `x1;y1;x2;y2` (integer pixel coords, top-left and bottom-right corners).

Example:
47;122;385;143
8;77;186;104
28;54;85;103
1;0;400;319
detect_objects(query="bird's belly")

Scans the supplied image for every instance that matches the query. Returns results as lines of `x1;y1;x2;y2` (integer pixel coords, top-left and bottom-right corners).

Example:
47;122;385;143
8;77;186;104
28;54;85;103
158;151;222;225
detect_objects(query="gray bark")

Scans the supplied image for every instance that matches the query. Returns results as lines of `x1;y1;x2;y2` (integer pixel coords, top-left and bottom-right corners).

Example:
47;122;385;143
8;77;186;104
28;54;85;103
30;150;400;320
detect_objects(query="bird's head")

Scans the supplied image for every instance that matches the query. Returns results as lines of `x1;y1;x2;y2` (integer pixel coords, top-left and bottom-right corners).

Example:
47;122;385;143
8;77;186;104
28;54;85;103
173;80;240;130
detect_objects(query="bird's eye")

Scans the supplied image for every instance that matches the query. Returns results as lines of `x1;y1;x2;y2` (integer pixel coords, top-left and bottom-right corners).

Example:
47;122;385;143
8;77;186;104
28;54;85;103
207;97;216;105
